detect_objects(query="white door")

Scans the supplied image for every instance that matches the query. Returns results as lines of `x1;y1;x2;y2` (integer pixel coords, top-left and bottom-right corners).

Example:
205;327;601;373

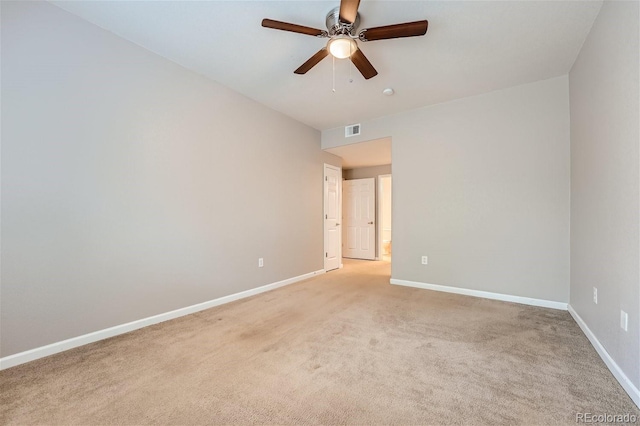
324;164;342;271
343;178;376;260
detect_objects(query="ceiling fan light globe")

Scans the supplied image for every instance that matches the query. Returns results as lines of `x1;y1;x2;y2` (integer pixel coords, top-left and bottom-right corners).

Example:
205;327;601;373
328;37;356;59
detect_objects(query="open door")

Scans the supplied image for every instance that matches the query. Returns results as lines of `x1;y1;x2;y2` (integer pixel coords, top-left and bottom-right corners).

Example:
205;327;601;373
343;178;376;260
324;164;342;271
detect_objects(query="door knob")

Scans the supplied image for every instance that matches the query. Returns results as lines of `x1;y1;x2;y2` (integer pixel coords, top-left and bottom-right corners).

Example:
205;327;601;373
368;221;374;225
336;223;340;226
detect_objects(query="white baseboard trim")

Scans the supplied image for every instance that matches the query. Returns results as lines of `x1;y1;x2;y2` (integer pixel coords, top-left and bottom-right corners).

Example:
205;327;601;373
0;269;325;371
390;278;568;310
568;304;640;408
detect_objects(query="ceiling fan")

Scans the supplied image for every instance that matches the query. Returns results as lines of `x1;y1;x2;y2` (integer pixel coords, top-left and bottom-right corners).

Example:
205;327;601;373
261;0;428;80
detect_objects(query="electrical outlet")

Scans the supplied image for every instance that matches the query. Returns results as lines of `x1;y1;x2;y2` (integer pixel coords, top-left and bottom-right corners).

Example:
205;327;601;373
620;310;628;332
421;256;428;265
593;287;598;304
258;258;264;268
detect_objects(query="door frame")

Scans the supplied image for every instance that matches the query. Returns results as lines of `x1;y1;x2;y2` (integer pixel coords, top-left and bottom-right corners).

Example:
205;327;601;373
324;164;342;271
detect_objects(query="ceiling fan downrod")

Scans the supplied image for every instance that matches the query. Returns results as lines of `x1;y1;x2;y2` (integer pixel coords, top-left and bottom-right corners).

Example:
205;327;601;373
325;6;360;37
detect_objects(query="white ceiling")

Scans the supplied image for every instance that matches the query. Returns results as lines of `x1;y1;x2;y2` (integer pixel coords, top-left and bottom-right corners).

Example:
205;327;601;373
51;1;602;131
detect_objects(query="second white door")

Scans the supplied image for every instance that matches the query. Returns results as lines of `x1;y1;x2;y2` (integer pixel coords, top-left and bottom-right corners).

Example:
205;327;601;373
343;178;376;260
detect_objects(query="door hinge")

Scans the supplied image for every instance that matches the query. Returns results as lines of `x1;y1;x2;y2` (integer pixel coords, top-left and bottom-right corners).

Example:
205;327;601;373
325;214;328;219
325;252;328;257
325;176;328;181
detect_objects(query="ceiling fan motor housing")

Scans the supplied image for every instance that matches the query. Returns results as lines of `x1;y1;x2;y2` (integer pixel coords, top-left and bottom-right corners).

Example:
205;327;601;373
326;6;360;36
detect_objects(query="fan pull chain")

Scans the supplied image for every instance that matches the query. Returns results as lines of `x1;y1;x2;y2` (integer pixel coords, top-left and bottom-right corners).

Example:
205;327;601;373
332;56;336;93
349;42;353;83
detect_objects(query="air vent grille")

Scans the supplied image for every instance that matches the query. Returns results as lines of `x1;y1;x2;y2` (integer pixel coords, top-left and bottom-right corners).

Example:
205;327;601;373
345;123;361;137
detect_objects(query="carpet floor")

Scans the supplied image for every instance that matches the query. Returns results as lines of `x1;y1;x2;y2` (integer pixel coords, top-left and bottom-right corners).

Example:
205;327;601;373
1;260;638;425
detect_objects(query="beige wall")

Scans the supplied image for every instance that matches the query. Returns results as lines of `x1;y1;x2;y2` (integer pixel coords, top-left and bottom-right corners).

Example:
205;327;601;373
323;76;571;303
0;1;339;357
569;0;639;389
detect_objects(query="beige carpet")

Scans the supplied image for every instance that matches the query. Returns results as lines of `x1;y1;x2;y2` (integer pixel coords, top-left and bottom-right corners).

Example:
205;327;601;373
1;260;638;425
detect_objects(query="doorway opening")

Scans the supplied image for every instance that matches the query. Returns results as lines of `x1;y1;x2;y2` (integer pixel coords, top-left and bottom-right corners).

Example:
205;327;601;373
340;166;391;261
324;137;392;267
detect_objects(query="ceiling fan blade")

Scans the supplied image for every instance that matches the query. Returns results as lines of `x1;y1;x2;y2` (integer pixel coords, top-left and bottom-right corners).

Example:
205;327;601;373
294;49;330;74
359;20;428;42
350;48;378;80
339;0;361;24
262;19;326;37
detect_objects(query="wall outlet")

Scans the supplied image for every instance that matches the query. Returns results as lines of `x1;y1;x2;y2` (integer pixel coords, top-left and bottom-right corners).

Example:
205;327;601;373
421;256;428;265
258;258;264;268
593;287;598;304
620;310;628;332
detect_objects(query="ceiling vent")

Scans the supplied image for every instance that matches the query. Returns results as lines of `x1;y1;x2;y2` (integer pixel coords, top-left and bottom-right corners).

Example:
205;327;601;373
345;123;361;138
